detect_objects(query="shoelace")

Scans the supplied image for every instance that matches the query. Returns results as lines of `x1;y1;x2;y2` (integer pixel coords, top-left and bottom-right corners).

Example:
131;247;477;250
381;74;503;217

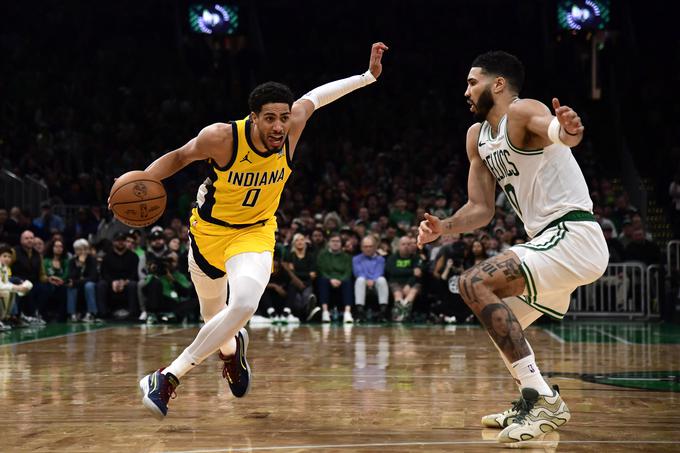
163;375;179;401
220;340;242;385
221;356;241;385
508;398;524;414
512;397;536;424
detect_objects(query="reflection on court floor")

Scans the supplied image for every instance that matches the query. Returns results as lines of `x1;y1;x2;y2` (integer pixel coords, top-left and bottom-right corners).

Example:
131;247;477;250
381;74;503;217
0;322;678;452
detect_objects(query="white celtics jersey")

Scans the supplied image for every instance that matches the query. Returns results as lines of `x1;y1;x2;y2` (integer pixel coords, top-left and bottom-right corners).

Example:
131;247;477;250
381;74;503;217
477;114;593;238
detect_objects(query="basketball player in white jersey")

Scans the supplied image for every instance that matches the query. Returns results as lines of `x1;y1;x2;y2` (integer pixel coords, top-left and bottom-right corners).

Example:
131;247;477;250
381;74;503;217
417;51;607;443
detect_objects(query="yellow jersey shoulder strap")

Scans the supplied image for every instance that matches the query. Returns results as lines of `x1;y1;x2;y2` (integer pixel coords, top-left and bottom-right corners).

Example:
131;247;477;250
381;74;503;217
208;121;239;171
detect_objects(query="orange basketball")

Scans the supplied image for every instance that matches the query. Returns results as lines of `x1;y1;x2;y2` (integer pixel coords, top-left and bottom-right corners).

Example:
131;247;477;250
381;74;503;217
109;170;166;228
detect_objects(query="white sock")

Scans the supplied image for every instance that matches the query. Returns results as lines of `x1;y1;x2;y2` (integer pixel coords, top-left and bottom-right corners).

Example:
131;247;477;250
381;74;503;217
162;352;194;379
162;337;235;377
490;334;521;388
512;354;552;396
220;337;237;357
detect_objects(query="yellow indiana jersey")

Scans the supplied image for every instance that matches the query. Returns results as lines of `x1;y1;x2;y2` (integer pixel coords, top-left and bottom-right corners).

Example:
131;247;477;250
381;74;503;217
194;118;292;227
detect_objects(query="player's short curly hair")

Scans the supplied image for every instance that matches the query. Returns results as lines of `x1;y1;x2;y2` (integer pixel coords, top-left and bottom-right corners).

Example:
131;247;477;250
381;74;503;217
471;51;525;93
248;82;295;113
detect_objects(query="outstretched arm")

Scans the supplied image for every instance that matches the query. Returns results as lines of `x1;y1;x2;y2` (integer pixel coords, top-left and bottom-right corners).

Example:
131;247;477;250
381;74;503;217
144;123;233;181
287;42;388;150
417;124;496;247
507;97;584;149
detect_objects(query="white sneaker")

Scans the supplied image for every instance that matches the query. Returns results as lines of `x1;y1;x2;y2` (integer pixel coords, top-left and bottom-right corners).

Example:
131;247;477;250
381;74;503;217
21;313;44;325
68;313;80;323
113;309;129;320
444;315;457;324
498;387;570;443
321;310;331;323
306;306;321;322
286;313;300;324
249;315;273;326
138;311;148;322
343;311;354;324
0;320;10;331
482;385;560;429
82;313;95;323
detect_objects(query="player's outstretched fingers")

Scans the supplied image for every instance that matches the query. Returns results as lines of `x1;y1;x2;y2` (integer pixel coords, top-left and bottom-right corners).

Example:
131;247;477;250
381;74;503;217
552;98;561;111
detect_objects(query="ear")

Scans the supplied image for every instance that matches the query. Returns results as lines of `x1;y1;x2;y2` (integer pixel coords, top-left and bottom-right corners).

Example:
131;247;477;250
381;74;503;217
493;76;506;94
249;112;257;122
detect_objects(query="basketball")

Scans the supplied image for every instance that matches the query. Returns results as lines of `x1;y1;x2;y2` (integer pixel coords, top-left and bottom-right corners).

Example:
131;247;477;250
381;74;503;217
109;170;166;227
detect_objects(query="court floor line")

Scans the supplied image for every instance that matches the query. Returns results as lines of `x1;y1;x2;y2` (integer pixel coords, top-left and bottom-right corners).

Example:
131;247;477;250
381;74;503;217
147;327;196;337
590;327;633;344
0;326;116;347
162;439;680;453
540;327;566;344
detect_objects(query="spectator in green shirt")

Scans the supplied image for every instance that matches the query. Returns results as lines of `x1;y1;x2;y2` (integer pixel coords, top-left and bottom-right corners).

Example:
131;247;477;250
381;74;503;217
316;233;353;323
389;198;415;234
44;239;70;321
142;251;196;324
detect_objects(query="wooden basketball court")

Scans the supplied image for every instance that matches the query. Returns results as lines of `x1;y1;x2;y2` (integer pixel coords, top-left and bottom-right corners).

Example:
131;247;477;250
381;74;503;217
1;322;679;452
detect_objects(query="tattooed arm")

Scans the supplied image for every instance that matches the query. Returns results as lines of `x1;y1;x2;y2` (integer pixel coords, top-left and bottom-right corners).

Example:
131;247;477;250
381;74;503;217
442;124;497;234
418;123;496;247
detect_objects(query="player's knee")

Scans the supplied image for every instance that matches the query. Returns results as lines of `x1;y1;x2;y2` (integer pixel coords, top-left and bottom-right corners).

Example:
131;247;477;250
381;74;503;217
228;276;265;317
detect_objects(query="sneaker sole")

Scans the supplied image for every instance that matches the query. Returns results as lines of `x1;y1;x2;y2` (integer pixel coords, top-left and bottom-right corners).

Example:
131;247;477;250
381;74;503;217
306;306;321;322
138;375;165;421
498;414;570;443
237;328;252;398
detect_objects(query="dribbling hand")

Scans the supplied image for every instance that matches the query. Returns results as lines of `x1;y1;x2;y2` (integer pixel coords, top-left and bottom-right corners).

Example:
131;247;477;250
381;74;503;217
417;213;442;248
369;42;389;79
552;98;584;136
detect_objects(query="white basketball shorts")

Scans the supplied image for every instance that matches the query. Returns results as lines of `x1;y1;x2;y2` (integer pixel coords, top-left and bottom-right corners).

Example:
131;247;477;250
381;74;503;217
505;219;608;328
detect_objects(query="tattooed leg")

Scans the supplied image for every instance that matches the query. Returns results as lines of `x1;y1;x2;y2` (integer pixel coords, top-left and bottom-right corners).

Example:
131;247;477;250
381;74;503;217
459;250;530;362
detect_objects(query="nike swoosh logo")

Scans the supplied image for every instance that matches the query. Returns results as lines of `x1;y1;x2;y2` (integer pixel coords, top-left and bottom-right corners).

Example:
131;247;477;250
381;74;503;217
478;142;486;147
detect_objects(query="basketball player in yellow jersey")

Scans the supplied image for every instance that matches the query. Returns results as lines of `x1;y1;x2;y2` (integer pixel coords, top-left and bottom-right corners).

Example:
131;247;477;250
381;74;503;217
133;42;388;420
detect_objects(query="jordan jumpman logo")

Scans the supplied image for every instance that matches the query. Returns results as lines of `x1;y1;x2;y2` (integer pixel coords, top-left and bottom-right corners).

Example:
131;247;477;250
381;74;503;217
240;152;252;164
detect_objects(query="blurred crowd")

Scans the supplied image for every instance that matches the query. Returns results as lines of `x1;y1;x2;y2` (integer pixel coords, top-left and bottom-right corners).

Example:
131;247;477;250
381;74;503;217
0;2;673;330
0;170;663;330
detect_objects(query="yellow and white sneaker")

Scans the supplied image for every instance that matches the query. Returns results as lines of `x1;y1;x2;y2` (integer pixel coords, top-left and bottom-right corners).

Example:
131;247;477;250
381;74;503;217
498;387;570;443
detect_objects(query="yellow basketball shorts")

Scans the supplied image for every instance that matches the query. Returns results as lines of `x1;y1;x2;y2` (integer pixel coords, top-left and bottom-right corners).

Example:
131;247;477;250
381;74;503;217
188;214;277;279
